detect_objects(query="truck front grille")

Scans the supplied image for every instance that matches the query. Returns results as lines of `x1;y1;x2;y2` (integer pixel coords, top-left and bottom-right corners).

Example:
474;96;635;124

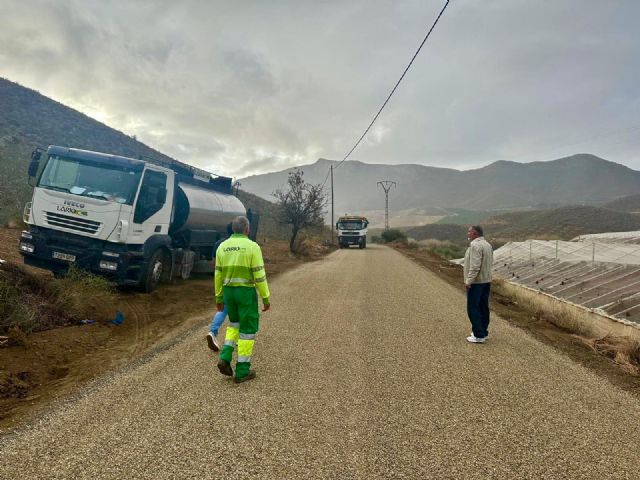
44;211;102;235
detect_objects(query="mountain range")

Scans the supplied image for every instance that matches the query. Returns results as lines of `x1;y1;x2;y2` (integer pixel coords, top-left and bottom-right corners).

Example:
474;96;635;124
240;156;640;221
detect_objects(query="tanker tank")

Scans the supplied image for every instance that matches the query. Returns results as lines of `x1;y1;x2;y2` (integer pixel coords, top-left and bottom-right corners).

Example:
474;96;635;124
171;181;246;233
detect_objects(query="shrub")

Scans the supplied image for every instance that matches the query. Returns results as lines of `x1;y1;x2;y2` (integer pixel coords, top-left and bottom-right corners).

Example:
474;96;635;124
418;239;466;260
381;229;407;243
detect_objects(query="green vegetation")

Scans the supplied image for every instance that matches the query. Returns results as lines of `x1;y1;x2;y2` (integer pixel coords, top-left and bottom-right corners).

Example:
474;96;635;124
404;224;468;243
381;229;407;243
0;263;115;336
404;205;640;244
604;193;640;213
417;239;466;260
484;205;640;241
436;208;492;225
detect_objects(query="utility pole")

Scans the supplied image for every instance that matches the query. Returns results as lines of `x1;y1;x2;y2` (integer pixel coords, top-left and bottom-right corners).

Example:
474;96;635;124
330;164;334;245
377;180;396;231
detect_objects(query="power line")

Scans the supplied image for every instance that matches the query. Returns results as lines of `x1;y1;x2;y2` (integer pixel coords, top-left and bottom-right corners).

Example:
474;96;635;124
334;0;451;170
320;165;332;189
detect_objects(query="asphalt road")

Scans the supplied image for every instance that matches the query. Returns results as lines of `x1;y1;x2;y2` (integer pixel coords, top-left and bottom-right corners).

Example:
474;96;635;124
2;245;640;479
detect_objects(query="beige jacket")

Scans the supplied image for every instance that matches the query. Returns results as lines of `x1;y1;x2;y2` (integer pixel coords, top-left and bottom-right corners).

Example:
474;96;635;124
463;237;493;285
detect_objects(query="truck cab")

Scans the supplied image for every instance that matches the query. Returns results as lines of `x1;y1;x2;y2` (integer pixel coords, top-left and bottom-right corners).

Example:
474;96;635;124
20;146;249;292
336;215;369;249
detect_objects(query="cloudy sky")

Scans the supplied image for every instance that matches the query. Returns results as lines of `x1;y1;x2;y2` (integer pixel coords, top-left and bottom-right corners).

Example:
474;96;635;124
1;0;639;177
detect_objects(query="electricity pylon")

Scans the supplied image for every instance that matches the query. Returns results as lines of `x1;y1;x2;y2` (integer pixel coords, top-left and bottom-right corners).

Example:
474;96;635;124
377;180;397;231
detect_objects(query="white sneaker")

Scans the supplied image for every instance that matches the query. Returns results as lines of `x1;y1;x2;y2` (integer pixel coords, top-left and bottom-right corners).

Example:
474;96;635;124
206;333;220;351
470;332;489;339
466;335;486;344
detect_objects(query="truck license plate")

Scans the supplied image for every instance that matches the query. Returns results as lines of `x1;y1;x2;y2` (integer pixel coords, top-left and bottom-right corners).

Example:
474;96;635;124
52;251;76;262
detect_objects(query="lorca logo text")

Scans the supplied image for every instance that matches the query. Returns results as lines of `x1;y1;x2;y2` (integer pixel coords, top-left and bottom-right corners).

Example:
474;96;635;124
57;205;88;216
223;246;246;252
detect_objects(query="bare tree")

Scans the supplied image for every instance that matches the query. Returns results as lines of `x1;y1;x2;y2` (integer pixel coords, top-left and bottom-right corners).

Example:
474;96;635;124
273;169;327;253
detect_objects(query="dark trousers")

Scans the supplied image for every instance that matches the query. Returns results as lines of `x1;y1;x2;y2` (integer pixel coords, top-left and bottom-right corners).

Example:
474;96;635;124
467;283;491;338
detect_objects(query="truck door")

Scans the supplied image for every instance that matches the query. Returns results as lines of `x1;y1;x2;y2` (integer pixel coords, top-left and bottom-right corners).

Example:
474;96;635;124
129;168;173;243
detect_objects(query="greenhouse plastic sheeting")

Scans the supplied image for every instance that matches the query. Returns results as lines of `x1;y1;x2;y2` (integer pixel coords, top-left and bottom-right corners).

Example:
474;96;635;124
492;237;640;325
572;230;640;244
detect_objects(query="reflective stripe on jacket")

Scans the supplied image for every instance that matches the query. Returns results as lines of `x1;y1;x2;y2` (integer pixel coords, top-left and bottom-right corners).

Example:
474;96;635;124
214;233;270;304
463;237;493;285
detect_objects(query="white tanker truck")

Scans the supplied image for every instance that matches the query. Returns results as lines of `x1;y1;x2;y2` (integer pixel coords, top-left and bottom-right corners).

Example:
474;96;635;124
19;146;257;292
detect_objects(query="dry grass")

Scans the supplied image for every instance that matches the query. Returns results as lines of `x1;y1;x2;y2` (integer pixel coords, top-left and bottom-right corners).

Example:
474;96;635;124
494;278;640;374
51;266;116;321
589;335;640;375
0;261;116;339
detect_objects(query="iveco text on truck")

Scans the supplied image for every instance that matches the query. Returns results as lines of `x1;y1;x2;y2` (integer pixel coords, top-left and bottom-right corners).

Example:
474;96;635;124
19;146;257;292
336;215;369;249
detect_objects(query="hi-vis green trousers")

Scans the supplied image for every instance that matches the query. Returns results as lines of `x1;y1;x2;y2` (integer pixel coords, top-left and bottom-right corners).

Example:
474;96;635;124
219;286;259;379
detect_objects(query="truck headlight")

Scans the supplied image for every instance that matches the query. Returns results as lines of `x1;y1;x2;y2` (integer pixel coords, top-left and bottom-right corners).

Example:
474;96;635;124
102;251;120;258
99;260;118;271
21;231;33;240
23;202;32;224
20;242;35;253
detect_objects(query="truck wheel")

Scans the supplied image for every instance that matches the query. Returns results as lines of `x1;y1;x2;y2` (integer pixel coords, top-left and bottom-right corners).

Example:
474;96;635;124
362;238;367;249
359;240;364;249
141;249;164;293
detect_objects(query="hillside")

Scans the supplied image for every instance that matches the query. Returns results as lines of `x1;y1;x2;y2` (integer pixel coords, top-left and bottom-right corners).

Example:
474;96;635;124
403;205;640;243
240;156;640;217
484;205;640;241
404;224;469;243
236;190;289;241
0;78;178;224
604;193;640;213
435;208;494;225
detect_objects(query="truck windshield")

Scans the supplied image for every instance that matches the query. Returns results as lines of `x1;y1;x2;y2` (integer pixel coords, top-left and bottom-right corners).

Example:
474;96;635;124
38;155;143;205
338;221;364;230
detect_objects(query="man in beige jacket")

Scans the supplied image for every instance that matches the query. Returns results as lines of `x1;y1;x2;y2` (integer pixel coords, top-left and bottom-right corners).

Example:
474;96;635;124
463;225;493;343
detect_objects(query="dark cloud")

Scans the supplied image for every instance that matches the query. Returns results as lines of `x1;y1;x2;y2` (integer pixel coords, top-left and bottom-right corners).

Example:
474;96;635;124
1;0;639;177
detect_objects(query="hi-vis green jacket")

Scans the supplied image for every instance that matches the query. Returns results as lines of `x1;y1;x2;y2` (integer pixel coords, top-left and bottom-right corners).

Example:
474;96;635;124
214;234;270;305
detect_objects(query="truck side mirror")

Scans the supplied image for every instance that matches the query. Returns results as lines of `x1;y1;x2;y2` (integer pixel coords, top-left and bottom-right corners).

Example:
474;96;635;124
335;223;339;230
27;149;42;186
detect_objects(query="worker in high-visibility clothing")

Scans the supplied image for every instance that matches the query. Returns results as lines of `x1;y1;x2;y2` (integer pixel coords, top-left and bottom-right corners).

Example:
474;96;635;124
215;215;270;383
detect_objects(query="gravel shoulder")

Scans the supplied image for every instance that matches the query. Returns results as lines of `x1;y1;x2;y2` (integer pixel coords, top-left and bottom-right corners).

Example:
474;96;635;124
1;244;640;479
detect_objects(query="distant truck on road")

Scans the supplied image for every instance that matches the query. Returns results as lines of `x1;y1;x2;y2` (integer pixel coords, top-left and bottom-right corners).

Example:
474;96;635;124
19;146;257;292
336;215;369;249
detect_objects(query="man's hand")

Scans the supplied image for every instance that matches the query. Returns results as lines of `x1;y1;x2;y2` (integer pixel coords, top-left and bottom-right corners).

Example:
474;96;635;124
262;303;271;312
216;303;224;312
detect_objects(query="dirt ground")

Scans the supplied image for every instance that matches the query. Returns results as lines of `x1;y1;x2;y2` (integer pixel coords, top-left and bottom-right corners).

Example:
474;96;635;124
0;227;332;432
392;244;640;398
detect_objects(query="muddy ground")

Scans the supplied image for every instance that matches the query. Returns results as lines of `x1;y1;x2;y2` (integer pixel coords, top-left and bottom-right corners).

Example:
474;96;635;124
0;227;331;432
393;244;640;398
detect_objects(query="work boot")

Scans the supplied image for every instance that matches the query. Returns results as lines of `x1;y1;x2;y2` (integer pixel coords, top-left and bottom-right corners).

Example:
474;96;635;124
234;370;257;384
206;333;220;351
217;359;233;376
